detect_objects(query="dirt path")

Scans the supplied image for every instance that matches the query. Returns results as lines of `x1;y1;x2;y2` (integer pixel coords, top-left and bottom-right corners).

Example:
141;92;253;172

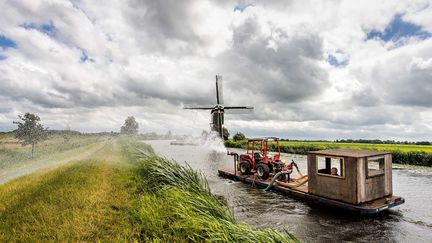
0;140;108;185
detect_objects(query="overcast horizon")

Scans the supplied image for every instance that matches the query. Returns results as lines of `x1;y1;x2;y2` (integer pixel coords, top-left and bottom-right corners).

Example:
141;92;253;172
0;1;431;141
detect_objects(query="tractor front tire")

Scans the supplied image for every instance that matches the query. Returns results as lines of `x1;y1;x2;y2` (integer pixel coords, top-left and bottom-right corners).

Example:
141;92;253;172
239;161;252;175
256;163;270;180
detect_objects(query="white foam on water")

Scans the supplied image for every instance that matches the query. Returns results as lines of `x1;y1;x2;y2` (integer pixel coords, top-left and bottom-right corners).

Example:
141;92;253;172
198;131;227;154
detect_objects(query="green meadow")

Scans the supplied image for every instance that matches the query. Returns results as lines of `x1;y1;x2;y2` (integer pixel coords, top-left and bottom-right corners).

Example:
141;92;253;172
0;135;297;242
225;140;432;166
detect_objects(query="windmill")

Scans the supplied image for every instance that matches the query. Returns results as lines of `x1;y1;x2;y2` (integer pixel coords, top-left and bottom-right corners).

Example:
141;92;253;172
184;75;253;138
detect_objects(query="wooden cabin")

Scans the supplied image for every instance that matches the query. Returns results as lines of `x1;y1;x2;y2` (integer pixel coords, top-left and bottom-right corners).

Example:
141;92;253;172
307;149;392;204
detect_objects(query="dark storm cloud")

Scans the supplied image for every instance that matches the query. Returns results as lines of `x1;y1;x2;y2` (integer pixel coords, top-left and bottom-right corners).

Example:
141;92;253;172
387;60;432;107
219;17;329;103
123;0;210;55
123;76;214;106
351;87;381;107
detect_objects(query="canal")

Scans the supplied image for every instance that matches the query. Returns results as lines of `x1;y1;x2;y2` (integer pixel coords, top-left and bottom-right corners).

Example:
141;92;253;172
146;140;432;242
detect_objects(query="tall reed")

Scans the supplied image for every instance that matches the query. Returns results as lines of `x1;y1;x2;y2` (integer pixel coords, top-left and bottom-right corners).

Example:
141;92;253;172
128;141;298;242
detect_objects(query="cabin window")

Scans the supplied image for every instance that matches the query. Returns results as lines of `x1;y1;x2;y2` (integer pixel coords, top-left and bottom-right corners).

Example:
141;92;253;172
367;156;385;177
316;156;344;178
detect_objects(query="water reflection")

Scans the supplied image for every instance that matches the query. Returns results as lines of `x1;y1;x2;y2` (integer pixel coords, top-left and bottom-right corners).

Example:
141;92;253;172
146;140;432;242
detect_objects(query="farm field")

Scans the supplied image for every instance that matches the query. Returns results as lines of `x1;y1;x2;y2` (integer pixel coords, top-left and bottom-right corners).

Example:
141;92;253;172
278;141;432;153
0;136;296;242
225;140;432;166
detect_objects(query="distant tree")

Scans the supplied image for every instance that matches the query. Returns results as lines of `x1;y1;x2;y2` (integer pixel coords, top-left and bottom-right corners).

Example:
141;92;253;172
201;130;209;138
223;127;229;141
120;116;139;135
233;132;246;141
13;112;48;158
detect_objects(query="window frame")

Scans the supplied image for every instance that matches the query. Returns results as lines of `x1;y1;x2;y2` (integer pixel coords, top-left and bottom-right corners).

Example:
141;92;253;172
316;155;345;179
366;155;385;178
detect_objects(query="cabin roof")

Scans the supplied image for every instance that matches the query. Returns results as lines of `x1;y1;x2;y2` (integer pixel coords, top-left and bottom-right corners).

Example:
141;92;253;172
248;137;279;141
308;149;391;158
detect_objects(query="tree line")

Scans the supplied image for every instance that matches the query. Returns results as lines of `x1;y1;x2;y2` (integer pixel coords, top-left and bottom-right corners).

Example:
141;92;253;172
9;112;141;158
335;139;431;145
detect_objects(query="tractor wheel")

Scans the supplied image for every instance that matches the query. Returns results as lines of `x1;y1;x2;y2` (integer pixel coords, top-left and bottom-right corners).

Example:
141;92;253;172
256;163;270;180
239;161;252;175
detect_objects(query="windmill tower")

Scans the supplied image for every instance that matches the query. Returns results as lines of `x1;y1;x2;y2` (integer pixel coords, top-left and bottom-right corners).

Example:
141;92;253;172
184;75;253;138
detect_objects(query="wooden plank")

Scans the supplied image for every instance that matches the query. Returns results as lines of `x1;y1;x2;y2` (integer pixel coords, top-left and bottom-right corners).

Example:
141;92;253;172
385;153;393;196
308;156;358;204
357;157;365;204
309;149;391;158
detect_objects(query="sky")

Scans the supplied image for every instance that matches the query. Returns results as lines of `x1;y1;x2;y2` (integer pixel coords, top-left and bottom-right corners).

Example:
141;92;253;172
0;0;431;141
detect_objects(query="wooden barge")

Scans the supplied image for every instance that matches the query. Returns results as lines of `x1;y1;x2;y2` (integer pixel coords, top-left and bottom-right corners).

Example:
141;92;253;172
219;149;405;214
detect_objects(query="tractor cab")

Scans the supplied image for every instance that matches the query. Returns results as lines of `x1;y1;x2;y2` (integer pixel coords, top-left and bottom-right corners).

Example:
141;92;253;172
238;137;284;179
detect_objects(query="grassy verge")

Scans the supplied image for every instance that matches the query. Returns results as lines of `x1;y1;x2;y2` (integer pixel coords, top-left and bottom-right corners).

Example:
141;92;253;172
0;137;298;242
225;140;432;166
0;134;102;169
0;138;140;241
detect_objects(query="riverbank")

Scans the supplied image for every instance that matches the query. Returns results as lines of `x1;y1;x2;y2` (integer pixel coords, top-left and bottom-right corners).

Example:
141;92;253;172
0;137;297;242
225;140;432;166
124;139;298;242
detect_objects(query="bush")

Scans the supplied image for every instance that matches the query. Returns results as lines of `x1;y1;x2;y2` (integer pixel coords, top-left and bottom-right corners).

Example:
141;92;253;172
224;140;245;148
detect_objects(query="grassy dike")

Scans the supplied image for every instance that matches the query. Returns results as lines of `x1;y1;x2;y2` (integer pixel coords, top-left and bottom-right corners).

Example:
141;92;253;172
0;137;298;242
225;140;432;167
0;138;140;241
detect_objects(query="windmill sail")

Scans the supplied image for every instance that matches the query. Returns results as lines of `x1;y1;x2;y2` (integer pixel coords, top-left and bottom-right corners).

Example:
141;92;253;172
183;75;253;139
183;106;214;110
224;106;253;110
216;75;224;105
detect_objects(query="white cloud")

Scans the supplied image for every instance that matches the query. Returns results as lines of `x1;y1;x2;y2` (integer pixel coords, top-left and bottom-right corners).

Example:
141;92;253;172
0;0;431;140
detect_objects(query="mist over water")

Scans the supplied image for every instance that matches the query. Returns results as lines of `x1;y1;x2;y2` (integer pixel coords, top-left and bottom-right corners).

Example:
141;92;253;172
146;140;432;243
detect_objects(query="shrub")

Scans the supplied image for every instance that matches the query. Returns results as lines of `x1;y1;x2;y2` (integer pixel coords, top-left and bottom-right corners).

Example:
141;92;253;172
233;132;246;141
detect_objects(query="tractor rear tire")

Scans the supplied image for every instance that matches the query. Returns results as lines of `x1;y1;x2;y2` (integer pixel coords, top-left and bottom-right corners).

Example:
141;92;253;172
239;161;252;175
256;163;270;180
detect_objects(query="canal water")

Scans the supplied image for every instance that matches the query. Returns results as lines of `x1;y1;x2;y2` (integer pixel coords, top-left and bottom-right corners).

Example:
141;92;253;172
145;140;432;243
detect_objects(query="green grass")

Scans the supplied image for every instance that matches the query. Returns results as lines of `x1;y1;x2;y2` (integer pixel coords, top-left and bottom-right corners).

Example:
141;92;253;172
128;141;298;242
0;134;102;169
225;140;432;166
0;138;140;241
0;137;298;242
279;141;432;153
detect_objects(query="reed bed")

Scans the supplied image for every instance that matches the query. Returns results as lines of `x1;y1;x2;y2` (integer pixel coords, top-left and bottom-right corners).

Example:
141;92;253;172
128;141;298;242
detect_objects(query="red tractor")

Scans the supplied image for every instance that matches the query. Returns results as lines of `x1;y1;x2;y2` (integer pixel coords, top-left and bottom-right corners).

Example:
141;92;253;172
238;137;284;179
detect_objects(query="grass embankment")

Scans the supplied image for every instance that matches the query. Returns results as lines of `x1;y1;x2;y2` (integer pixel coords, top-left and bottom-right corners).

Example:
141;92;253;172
0;138;140;241
0;137;298;242
225;140;432;166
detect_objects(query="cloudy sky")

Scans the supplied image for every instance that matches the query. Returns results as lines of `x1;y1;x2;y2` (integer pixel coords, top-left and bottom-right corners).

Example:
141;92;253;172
0;0;431;140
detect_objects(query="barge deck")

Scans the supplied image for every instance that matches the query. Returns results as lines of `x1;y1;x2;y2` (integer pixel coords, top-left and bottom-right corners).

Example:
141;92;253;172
218;169;405;215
